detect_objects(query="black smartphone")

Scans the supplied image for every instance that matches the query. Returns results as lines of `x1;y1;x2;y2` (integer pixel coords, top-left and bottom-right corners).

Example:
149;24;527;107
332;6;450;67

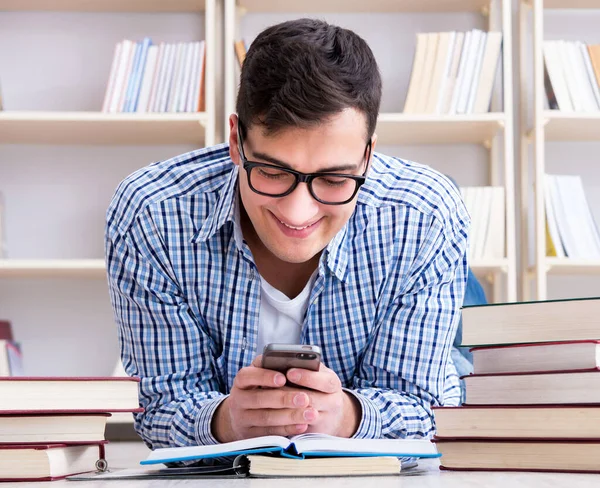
261;343;322;373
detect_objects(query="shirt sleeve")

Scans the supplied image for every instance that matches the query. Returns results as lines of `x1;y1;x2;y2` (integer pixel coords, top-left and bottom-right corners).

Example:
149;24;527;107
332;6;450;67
348;211;469;440
105;209;226;450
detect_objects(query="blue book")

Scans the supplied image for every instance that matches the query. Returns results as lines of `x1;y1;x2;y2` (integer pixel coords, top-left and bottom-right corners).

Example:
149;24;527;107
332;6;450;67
122;41;141;112
140;433;440;465
129;37;152;112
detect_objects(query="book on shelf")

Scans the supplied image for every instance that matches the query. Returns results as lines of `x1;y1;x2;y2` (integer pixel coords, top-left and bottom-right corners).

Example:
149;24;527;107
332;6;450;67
0;412;110;444
141;433;440;465
544;40;600;112
463;369;600;405
0;376;142;413
461;296;600;347
434;439;600;473
544;174;600;259
0;441;107;481
471;340;600;375
403;29;502;115
460;186;505;261
102;38;206;114
433;405;600;439
0;320;24;377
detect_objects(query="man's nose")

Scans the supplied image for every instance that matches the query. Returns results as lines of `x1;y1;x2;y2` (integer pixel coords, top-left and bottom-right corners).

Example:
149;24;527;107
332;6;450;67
277;181;320;225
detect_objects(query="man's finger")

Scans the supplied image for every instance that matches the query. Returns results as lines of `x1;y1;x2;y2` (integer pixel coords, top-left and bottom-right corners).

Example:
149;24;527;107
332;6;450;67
233;366;287;390
286;368;341;394
244;407;319;427
247;424;308;437
252;355;263;368
236;388;310;410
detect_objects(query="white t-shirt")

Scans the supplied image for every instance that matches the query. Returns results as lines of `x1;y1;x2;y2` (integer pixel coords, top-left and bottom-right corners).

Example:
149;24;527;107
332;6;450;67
255;271;317;356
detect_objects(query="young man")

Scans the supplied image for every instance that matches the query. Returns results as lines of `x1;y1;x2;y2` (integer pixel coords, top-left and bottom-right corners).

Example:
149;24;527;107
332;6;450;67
105;18;469;450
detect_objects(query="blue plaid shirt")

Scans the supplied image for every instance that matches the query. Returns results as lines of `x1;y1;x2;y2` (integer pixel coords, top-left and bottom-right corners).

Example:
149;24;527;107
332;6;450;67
105;143;469;450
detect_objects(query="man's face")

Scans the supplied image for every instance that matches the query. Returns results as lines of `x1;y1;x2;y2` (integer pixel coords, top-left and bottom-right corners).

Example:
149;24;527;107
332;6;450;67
229;108;376;264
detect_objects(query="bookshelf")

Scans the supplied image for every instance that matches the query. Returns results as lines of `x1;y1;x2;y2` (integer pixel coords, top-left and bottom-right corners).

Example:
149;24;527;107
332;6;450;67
0;1;218;398
224;0;517;302
520;0;600;300
0;112;209;146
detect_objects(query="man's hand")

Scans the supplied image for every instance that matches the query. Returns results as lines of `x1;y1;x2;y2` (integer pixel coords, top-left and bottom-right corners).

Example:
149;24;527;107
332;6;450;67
283;361;361;438
212;356;361;443
211;356;317;443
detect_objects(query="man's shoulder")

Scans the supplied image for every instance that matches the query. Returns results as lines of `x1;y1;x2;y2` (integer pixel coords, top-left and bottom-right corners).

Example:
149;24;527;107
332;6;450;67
360;152;467;226
106;143;233;235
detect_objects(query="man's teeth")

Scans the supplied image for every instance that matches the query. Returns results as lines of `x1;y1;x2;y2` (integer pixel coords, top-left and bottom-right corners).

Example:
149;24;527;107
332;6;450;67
279;219;312;230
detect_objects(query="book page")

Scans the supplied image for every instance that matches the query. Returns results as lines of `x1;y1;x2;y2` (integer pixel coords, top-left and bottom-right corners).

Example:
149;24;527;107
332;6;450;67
289;433;438;457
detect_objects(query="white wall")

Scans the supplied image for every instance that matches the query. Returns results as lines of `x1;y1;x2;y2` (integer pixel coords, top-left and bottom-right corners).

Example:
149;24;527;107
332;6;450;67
1;3;598;375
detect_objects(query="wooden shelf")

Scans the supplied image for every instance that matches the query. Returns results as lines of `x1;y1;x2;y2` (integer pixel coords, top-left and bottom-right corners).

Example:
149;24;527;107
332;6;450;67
0;0;205;12
0;112;207;145
238;0;492;13
470;258;510;274
543;0;600;9
544;111;600;142
544;258;600;274
0;260;106;278
375;113;505;145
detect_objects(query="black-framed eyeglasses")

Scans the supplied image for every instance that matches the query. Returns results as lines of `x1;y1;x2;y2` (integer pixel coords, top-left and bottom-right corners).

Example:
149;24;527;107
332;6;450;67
237;122;371;206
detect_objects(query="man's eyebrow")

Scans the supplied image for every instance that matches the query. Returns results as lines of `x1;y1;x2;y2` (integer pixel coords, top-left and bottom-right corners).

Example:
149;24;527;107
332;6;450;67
252;151;361;173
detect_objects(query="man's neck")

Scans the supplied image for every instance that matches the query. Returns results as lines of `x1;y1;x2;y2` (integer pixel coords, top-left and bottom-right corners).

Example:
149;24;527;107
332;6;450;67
241;213;320;299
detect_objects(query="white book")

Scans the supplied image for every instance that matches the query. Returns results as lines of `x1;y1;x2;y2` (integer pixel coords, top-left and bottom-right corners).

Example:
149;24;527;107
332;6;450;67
108;39;133;113
434;31;457;114
473;32;503;113
558;40;585;112
426;32;454;114
550;175;585;258
543;41;573;111
136;45;158;113
147;42;165;112
570;41;598;111
186;42;201;113
416;33;439;113
449;30;473;114
403;33;428;114
161;43;179;112
178;42;194;112
482;187;505;259
457;29;484;114
465;31;488;113
562;176;600;258
193;40;207;112
101;41;122;113
441;32;465;114
168;42;185;112
155;43;174;113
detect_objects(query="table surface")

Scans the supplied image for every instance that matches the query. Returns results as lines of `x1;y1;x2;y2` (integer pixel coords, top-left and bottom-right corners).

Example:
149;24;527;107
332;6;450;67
17;441;600;487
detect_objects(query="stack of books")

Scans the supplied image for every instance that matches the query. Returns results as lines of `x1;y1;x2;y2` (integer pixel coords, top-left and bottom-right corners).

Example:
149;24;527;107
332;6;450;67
433;297;600;473
0;376;141;481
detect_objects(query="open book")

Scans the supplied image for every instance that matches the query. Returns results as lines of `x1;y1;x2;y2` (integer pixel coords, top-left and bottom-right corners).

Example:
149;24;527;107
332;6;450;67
141;433;440;465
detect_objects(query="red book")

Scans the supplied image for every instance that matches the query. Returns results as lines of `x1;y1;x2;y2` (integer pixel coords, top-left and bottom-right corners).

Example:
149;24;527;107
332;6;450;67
0;441;107;481
0;321;12;341
0;377;143;413
433;438;600;473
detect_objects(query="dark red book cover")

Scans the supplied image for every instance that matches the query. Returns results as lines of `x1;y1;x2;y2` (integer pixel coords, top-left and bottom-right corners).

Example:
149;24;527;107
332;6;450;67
469;339;600;353
0;321;12;341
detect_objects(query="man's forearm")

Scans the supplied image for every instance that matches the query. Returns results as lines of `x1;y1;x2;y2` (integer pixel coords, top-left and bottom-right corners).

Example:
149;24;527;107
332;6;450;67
346;387;437;440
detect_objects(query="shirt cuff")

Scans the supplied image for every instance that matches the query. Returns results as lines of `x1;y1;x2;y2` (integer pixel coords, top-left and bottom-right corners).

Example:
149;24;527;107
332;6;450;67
343;388;382;439
194;395;229;446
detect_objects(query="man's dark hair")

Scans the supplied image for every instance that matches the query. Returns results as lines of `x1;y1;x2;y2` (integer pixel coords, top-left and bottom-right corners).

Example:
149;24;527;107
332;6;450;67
236;18;382;141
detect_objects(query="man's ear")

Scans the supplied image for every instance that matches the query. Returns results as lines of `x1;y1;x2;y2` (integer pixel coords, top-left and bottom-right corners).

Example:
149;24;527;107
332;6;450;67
229;114;240;166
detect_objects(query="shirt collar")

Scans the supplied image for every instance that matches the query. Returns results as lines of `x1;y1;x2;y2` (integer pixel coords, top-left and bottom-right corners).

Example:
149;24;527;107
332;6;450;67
191;165;238;244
